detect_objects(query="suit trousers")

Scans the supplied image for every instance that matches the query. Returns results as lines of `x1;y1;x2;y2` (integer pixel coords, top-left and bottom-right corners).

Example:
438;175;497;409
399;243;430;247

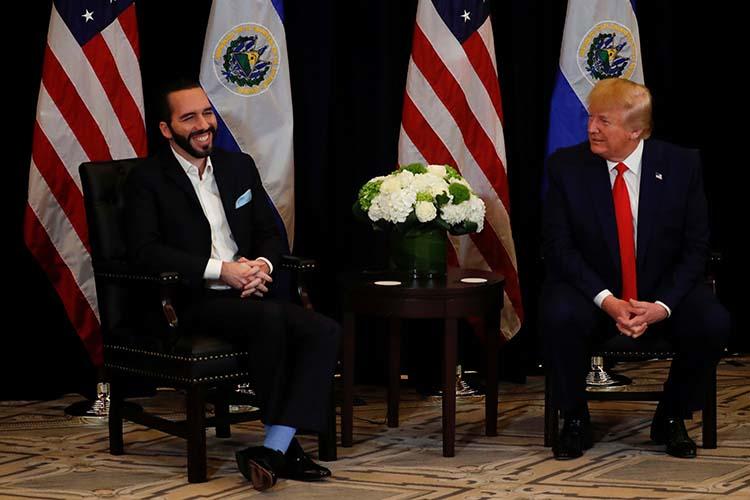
186;290;341;433
540;282;730;418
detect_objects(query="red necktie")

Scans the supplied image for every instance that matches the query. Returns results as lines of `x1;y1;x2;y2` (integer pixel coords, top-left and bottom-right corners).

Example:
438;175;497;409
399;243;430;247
613;163;637;301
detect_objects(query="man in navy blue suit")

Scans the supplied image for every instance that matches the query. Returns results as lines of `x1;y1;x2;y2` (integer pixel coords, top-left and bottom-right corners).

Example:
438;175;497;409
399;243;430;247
541;78;729;460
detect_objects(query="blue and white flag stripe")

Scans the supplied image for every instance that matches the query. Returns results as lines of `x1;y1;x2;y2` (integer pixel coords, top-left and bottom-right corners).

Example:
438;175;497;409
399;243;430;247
546;0;644;157
200;0;294;249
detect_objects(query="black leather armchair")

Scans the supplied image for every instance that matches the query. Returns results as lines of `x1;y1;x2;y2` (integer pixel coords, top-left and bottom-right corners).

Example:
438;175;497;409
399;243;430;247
80;159;336;483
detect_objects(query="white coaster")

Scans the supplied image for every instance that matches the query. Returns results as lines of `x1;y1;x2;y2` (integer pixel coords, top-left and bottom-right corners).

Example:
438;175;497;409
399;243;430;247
374;280;402;286
460;277;488;284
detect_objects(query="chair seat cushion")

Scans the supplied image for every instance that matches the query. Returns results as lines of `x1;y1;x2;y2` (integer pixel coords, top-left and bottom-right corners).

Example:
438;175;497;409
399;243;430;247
105;328;249;384
592;334;675;358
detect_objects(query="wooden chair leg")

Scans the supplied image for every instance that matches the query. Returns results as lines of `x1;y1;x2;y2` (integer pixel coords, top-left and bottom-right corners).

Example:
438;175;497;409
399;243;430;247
214;396;231;439
544;372;557;447
442;319;457;457
318;380;337;461
485;318;499;437
108;379;124;455
342;313;355;447
387;318;401;428
702;366;718;449
186;385;208;483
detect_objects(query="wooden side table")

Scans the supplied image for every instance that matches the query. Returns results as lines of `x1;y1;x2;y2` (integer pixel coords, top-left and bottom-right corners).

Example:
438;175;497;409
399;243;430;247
339;268;504;456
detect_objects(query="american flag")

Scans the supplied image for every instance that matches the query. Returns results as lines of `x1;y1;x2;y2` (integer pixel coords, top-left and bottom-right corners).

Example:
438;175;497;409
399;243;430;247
398;0;522;339
24;0;147;365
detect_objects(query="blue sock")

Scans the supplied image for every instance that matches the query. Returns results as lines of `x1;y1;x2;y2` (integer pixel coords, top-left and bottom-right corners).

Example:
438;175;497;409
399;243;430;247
263;424;296;453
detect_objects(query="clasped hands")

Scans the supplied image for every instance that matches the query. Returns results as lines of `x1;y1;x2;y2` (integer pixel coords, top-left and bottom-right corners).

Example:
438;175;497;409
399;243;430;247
220;258;273;298
601;296;668;338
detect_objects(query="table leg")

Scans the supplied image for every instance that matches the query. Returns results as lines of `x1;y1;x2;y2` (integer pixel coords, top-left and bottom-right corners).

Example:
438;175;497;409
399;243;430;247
342;312;355;447
443;318;457;457
387;318;401;428
485;319;499;437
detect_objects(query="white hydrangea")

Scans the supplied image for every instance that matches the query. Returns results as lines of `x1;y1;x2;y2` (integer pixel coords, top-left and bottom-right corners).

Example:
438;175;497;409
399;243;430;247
466;195;486;232
427;164;447;178
367;184;417;224
440;200;469;226
395;169;415;187
415;200;437;222
412;173;449;198
379;176;401;194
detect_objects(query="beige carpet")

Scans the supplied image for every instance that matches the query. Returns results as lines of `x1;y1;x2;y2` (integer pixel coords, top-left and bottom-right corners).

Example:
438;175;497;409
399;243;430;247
1;357;748;499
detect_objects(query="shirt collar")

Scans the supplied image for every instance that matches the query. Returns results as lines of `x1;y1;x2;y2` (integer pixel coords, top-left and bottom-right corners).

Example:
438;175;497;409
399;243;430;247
606;139;644;175
170;145;213;177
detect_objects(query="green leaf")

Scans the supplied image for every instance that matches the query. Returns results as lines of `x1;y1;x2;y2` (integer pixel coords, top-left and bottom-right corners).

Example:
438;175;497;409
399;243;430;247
444;165;461;180
416;191;434;203
401;163;427;174
449;182;470;204
357;179;383;210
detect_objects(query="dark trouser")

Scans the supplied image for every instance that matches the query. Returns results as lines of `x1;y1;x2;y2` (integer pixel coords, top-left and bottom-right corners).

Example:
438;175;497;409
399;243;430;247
187;291;341;433
540;282;730;418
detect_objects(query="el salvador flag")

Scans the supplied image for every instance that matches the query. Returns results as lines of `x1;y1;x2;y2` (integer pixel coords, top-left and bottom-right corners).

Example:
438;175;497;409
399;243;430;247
546;0;644;159
200;0;295;249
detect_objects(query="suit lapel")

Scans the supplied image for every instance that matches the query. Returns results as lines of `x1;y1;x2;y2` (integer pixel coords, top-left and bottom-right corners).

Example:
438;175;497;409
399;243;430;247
587;153;621;273
211;153;243;246
160;149;202;210
636;140;663;270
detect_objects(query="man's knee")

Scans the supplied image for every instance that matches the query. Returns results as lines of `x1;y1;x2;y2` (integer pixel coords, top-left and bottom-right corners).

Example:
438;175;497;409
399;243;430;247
672;290;731;354
314;313;342;350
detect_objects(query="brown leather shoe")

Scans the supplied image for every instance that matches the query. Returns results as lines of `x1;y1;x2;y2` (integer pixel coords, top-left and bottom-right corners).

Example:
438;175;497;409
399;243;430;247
235;446;285;490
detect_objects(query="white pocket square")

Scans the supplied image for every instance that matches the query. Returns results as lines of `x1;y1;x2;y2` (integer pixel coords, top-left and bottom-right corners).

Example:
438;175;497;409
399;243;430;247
235;189;252;208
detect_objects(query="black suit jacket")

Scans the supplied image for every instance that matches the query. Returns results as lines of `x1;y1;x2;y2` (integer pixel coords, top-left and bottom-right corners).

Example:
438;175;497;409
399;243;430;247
124;147;285;290
542;139;709;310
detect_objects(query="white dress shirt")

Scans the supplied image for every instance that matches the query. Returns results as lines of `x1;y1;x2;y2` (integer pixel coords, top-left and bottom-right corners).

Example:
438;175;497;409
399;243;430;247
592;140;671;316
171;147;273;289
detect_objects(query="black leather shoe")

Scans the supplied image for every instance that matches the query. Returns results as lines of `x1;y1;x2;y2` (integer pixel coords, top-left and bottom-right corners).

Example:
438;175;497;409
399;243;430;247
650;415;697;458
235;446;286;490
282;438;331;481
553;418;593;460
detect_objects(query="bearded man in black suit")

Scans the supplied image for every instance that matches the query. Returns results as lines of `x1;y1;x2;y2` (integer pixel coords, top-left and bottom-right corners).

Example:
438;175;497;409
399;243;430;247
125;80;339;490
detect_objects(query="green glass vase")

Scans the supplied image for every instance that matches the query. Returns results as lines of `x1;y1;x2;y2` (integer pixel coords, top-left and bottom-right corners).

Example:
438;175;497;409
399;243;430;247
389;227;447;279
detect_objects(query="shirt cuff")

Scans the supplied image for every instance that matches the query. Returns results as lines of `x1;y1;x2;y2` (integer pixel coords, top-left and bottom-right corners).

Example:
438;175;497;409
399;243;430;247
256;256;273;274
655;300;672;318
204;258;223;280
594;289;613;308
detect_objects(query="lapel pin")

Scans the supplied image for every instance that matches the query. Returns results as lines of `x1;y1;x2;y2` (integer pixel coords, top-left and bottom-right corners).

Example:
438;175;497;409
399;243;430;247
655;172;663;180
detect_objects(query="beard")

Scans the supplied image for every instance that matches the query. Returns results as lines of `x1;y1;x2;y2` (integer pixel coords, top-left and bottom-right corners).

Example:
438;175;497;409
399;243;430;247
169;124;216;158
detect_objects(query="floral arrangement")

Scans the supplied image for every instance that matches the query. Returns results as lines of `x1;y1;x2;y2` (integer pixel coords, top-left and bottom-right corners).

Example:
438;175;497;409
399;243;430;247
353;163;485;234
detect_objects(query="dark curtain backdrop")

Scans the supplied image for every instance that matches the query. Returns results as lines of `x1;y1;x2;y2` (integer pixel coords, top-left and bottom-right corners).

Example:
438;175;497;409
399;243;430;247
6;1;740;399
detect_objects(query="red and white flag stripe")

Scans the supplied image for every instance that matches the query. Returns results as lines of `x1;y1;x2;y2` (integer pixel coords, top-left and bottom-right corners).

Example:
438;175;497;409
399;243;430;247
25;1;146;365
398;0;523;339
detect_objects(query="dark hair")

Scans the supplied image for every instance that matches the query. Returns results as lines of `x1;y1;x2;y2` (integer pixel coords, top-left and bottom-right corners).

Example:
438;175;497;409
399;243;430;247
157;78;203;123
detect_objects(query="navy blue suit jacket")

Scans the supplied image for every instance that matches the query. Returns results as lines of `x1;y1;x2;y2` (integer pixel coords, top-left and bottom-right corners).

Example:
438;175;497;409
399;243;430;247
542;139;709;311
124;147;285;290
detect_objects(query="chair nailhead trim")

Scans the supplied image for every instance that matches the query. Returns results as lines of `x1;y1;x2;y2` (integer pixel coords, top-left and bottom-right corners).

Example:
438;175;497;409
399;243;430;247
105;344;248;362
97;272;180;283
105;363;249;383
281;263;315;271
593;351;676;357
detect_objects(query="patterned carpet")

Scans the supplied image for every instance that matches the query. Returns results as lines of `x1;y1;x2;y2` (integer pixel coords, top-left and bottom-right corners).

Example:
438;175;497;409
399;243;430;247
1;357;748;499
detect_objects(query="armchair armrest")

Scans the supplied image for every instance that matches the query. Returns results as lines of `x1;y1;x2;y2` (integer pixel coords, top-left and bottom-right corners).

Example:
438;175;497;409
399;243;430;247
95;270;182;329
279;255;317;272
279;255;317;311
